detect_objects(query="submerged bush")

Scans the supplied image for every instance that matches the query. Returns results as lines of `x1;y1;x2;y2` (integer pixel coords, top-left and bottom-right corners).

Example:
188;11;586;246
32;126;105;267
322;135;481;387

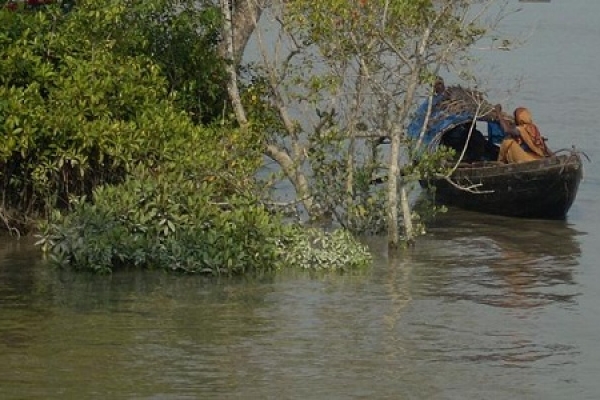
37;169;372;275
36;168;281;274
280;227;372;271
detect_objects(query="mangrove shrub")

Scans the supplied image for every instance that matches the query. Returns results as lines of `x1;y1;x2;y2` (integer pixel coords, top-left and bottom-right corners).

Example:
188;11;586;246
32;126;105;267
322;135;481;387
0;0;228;230
37;165;372;274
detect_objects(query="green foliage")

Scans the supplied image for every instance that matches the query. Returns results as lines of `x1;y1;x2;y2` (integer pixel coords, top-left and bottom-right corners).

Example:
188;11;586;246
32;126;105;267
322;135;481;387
239;74;285;135
285;0;448;60
37;167;285;275
37;165;371;274
408;145;456;179
286;0;486;54
110;0;228;123
2;0;375;274
308;133;388;234
280;226;372;271
253;0;502;245
0;0;230;229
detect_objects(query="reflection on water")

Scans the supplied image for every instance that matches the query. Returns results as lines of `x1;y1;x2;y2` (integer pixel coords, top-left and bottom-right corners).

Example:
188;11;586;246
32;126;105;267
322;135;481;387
361;210;583;381
421;208;582;309
0;208;588;399
386;209;584;382
0;207;587;399
0;253;283;399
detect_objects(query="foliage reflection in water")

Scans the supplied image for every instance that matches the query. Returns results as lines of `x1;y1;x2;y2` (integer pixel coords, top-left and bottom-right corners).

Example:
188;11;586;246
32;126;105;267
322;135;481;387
0;206;587;399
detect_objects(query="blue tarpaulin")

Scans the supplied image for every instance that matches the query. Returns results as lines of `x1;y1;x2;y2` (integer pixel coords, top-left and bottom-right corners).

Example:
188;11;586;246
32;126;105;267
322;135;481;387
407;92;505;153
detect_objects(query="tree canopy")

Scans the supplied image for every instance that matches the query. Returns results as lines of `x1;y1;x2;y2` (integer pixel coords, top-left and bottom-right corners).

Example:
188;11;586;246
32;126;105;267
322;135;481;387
221;0;510;246
2;0;372;273
0;0;234;227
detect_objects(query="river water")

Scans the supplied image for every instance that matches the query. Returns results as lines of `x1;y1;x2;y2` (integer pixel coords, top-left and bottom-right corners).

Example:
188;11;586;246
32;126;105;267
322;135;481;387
1;2;600;399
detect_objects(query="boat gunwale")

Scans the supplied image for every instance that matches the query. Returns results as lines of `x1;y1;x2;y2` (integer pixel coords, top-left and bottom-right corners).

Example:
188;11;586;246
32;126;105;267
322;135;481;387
443;153;583;180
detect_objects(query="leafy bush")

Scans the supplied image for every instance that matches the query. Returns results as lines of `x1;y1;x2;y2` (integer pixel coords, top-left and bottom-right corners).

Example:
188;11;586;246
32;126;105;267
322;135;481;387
113;0;228;124
3;0;373;274
37;167;372;274
37;168;285;275
280;226;372;271
0;0;229;230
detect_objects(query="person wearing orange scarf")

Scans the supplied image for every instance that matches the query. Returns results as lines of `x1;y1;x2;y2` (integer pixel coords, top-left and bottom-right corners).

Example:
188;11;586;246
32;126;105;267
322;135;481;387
494;105;553;163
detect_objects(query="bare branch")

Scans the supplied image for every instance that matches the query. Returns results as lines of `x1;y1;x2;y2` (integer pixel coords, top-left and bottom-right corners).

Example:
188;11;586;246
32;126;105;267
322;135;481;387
433;174;495;194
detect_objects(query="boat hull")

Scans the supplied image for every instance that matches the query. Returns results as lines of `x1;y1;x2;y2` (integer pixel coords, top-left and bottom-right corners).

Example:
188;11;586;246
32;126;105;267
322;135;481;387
422;153;583;219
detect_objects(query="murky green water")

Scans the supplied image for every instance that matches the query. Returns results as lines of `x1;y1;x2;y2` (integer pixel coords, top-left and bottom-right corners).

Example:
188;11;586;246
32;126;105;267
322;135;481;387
2;1;600;399
0;208;595;399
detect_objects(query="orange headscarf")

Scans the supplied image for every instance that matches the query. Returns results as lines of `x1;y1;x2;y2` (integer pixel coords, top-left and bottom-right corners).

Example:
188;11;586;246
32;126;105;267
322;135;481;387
514;107;552;157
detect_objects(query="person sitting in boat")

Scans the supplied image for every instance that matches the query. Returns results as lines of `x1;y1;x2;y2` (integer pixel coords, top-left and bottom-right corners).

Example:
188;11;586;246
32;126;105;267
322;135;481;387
494;104;553;163
434;76;447;98
440;122;487;163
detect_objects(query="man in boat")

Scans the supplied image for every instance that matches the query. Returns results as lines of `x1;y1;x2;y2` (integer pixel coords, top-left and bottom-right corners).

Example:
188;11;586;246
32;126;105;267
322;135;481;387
434;76;447;97
440;122;489;163
494;104;553;163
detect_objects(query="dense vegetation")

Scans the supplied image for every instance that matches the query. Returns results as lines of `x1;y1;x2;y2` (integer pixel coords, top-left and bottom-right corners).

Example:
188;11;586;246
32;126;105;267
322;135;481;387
0;0;229;226
222;0;507;247
1;0;372;274
36;167;371;274
3;0;510;273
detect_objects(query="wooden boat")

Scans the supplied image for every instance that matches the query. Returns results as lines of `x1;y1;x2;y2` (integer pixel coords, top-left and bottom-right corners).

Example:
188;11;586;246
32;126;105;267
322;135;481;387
423;153;583;219
408;86;584;219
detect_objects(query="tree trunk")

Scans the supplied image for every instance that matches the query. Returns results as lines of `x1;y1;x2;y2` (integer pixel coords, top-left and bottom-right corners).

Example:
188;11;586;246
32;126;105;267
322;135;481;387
400;183;414;244
387;68;421;248
220;0;249;126
387;130;400;248
222;0;264;65
266;144;315;215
